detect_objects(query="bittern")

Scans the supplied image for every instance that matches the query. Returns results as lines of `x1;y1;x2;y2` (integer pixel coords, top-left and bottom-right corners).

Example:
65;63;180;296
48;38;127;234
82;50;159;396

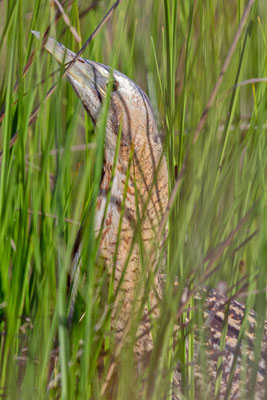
32;33;266;399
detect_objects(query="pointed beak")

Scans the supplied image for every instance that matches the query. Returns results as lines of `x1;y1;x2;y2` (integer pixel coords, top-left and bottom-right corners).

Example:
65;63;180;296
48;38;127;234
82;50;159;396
31;31;108;91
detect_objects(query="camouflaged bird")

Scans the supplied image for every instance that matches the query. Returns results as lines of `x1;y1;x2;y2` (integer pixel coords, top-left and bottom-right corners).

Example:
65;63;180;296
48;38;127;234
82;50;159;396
32;31;167;356
33;32;266;399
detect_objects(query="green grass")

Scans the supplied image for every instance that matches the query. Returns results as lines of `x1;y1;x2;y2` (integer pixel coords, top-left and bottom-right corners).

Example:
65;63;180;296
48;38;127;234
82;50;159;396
0;0;266;399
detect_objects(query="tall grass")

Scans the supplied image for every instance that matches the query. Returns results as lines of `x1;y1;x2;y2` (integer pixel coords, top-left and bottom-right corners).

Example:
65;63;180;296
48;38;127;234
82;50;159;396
0;0;266;399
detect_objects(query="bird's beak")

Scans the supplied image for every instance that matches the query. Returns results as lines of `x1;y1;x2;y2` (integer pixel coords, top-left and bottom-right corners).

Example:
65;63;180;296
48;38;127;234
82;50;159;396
31;31;107;91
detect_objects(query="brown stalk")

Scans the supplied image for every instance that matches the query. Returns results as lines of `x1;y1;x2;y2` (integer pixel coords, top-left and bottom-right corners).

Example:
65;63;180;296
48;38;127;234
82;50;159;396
1;0;120;160
0;0;70;124
203;205;256;267
53;0;81;42
26;208;79;225
193;0;255;143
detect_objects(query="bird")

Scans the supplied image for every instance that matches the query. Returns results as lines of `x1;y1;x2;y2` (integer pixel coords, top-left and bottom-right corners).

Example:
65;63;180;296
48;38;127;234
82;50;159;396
32;32;266;399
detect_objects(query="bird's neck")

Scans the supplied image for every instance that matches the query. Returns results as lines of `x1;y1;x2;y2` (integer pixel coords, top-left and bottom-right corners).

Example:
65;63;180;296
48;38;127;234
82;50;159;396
95;138;168;275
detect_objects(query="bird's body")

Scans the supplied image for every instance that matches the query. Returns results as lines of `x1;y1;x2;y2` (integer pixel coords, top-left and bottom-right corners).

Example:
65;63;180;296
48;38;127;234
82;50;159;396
33;33;266;399
95;136;168;355
35;33;169;356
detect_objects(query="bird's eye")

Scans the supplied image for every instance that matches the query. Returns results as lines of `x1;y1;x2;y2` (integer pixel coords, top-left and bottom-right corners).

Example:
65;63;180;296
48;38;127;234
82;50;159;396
106;80;119;92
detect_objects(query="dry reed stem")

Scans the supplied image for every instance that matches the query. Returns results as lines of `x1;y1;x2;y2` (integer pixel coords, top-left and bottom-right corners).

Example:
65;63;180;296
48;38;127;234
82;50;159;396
193;0;255;143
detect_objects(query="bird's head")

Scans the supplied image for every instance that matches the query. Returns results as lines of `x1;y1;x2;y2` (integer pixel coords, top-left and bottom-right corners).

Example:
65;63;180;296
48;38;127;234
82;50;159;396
32;32;162;167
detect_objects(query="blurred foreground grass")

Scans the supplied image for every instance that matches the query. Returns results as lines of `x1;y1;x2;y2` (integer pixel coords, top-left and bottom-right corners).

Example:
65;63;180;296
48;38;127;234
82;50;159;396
0;0;266;399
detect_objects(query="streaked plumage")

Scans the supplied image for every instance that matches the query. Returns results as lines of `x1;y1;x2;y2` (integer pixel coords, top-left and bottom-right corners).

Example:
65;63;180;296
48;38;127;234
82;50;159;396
33;32;266;399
